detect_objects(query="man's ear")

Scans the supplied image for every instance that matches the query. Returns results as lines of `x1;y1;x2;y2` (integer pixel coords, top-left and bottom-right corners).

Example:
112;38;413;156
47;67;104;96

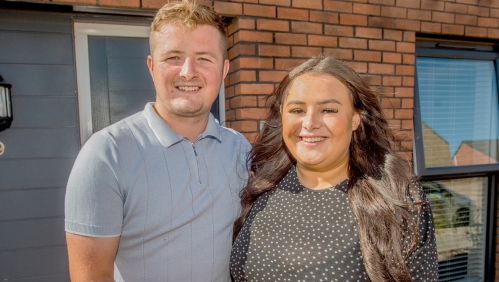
147;55;154;78
222;59;230;79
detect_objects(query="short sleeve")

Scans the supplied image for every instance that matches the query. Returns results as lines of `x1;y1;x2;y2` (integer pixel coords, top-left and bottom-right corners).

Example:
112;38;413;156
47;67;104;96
65;131;124;237
407;181;439;281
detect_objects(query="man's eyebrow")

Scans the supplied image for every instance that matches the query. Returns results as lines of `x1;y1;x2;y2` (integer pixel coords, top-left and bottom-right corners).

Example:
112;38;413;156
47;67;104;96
195;51;217;58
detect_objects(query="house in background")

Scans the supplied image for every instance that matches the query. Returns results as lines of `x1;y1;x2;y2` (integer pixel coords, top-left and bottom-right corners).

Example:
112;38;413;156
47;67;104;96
0;0;498;281
454;139;499;166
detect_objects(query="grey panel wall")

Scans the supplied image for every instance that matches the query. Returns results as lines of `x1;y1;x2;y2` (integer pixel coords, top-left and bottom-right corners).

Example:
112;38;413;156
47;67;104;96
0;8;77;281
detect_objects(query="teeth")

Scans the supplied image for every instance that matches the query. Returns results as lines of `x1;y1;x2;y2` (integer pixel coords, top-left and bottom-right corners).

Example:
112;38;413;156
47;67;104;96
301;137;325;143
178;86;200;91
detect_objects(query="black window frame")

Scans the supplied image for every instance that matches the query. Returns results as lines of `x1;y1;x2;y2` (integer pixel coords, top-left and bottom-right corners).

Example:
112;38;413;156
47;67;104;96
413;38;499;281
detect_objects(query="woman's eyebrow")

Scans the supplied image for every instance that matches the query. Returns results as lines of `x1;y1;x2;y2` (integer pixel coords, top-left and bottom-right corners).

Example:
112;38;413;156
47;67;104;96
318;99;342;105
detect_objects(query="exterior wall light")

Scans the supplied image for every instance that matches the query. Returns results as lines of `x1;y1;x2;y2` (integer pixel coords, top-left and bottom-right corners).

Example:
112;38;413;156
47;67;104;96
0;75;12;132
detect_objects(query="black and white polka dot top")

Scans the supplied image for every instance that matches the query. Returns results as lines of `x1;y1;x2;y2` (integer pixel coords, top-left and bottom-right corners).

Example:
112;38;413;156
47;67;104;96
230;166;438;281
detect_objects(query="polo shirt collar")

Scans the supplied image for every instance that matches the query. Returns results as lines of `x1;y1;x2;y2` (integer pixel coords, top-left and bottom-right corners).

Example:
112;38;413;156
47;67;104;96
144;102;221;148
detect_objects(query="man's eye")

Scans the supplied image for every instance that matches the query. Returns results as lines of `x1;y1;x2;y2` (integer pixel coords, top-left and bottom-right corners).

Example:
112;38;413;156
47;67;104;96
199;57;212;62
166;56;180;60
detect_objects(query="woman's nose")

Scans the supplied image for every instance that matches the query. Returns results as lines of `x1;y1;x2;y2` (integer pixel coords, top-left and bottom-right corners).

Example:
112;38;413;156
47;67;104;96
303;111;321;131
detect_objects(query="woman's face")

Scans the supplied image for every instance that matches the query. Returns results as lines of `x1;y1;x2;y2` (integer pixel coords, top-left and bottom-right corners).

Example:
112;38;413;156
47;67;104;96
282;73;360;172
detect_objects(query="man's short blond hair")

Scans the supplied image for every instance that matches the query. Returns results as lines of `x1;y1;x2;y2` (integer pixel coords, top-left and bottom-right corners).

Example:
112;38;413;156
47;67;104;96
150;0;228;57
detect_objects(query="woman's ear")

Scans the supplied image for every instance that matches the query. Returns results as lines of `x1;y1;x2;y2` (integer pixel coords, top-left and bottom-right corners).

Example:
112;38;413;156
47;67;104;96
352;112;361;131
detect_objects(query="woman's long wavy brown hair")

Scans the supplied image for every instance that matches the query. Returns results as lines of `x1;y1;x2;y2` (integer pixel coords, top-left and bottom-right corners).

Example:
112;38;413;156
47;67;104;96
234;55;422;281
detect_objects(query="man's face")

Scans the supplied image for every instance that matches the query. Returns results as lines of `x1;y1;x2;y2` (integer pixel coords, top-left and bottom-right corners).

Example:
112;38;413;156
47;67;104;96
147;24;229;122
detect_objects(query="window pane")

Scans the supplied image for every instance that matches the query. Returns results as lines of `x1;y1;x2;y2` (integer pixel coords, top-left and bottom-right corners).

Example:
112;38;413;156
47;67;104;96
422;177;487;281
416;57;499;168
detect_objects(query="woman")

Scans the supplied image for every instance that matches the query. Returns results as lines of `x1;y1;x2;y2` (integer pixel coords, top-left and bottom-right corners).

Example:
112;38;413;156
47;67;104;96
231;56;438;281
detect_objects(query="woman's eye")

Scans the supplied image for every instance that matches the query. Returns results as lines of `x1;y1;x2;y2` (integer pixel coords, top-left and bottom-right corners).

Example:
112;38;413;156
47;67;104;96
289;108;305;114
323;108;338;113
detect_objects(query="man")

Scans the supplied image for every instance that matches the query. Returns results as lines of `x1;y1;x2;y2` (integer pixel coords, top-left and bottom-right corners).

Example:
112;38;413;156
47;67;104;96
65;1;251;281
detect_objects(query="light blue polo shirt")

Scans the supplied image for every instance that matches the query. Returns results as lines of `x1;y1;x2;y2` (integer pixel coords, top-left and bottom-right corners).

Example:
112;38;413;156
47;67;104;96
65;103;251;281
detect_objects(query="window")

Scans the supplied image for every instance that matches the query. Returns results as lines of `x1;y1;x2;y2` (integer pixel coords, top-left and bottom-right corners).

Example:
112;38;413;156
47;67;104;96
74;22;225;145
414;39;498;281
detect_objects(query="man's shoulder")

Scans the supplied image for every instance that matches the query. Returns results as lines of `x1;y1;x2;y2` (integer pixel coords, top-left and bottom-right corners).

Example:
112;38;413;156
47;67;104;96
219;125;250;144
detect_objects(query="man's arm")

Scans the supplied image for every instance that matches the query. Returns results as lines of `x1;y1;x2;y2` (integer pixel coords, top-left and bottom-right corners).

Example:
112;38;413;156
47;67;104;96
66;232;120;282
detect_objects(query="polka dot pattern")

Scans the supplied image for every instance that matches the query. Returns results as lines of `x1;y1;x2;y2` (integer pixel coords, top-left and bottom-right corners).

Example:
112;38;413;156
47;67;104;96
230;167;439;281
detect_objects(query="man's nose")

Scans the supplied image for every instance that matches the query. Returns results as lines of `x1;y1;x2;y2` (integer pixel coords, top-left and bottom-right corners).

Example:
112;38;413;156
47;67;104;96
179;58;198;80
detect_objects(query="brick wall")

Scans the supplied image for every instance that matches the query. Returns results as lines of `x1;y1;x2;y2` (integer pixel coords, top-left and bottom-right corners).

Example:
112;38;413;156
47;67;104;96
9;0;499;280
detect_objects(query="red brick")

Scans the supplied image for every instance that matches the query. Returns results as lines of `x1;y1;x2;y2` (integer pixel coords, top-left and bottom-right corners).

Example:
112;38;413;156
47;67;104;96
291;21;323;34
388;119;402;130
354;3;381;16
236;108;268;119
478;17;499;28
394;109;413;119
401;98;414;108
488;28;499;39
408;9;431;21
259;0;291;6
310;11;339;24
340;37;368;49
227;18;255;36
455;0;478;3
259;70;288;82
369;40;396;51
293;0;322;10
275;33;307;45
483;0;499;8
421;21;441;33
421;0;444;11
234;30;273;44
432;11;455;23
368;0;395;4
444;2;467;14
465;26;488;37
396;65;414;75
384;29;403;41
354;50;382;62
491;8;499;18
225;108;235;119
396;42;415;53
228;44;256;60
257;19;290;32
244;4;276;18
381;6;407;18
382;108;394;119
98;0;138;7
369;63;395;74
275;58;307;70
402;54;415;65
233;57;274;69
381;97;402;108
324;0;353;13
229;70;256;85
340;14;368;26
308;35;338;47
292;46;323;58
259;45;291;57
468;5;489;17
369;17;396;29
403;31;415;42
324;48;353;60
362;74;381;86
396;19;421;31
345;61;368;73
356;27;383;39
277;7;309;20
396;0;420;9
442;24;464;35
257;95;269;107
235;83;274;95
214;2;242;16
230;96;258;108
402;76;414;86
383;52;402;64
325;25;354;37
455;14;478;26
242;133;258;143
394;87;413;98
230;120;258;132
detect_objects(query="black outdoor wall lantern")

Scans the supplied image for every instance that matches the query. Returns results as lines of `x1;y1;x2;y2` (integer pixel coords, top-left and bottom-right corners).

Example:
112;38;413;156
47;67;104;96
0;75;12;132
